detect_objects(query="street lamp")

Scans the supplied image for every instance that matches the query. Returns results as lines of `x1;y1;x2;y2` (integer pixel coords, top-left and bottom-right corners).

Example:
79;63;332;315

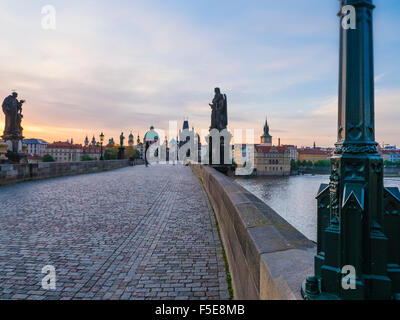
100;132;104;160
302;0;399;300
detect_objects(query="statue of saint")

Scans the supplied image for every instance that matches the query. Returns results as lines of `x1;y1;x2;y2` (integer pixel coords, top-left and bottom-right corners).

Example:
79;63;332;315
209;88;227;131
120;132;125;147
2;92;25;137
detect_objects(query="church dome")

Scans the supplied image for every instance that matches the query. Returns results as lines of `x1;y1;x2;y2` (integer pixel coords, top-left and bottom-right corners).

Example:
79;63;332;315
144;126;159;141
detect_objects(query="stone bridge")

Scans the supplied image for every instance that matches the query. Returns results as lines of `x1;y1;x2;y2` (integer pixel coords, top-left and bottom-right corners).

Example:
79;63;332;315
0;165;230;300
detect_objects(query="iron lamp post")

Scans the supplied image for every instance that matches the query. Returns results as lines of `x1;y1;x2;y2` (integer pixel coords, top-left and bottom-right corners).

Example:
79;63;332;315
100;132;104;161
302;0;399;300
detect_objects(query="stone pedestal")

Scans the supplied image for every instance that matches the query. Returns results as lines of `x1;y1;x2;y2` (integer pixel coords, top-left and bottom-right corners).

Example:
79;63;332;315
206;129;233;175
1;134;27;164
0;141;9;163
118;146;125;160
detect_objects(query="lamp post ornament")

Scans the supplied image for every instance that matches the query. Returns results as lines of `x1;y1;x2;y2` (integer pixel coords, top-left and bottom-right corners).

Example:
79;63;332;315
302;0;399;300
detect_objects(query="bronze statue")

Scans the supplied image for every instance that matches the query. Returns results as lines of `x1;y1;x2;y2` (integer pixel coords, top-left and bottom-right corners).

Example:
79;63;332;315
209;88;227;131
2;92;25;138
120;132;125;146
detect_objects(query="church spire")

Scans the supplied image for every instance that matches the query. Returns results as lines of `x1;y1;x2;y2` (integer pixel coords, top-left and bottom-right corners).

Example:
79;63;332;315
260;116;272;146
263;116;271;137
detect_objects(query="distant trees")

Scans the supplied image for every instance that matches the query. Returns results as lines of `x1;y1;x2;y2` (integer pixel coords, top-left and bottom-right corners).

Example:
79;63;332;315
42;154;55;162
104;146;140;160
81;154;96;161
294;159;330;168
314;160;331;167
104;147;117;160
125;146;140;160
384;160;400;167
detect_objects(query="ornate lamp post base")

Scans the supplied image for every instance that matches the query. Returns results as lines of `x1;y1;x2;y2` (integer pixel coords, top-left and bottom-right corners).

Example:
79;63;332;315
301;277;340;300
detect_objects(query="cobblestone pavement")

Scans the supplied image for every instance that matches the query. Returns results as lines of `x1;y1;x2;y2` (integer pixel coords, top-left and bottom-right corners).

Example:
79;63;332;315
0;164;230;300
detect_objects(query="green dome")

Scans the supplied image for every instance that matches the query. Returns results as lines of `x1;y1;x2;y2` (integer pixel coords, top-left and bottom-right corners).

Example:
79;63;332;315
144;126;159;141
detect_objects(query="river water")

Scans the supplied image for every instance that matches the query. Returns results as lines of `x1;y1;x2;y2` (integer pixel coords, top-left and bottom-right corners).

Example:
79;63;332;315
235;175;400;242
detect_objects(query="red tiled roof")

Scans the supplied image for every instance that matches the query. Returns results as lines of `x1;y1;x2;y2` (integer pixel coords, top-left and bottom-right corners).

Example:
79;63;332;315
83;145;102;152
255;145;288;153
27;154;42;160
298;148;330;155
47;142;83;149
382;150;400;154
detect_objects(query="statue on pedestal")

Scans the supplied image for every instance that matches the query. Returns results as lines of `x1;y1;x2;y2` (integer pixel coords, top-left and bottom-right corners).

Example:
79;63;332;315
120;132;125;147
207;87;232;173
118;132;125;160
1;92;27;163
2;92;25;139
209;88;227;131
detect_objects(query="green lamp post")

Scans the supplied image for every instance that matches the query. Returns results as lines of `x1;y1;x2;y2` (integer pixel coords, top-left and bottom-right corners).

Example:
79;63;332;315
302;0;400;300
99;132;104;160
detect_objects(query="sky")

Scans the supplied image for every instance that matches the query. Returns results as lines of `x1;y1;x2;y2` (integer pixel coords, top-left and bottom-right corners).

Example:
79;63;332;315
0;0;399;147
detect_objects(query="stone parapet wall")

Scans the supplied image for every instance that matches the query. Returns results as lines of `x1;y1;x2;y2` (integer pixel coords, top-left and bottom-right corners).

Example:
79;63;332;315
384;167;400;177
190;163;316;300
0;160;130;186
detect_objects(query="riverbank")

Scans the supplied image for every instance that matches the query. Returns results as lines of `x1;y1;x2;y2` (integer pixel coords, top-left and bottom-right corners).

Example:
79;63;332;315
290;167;400;177
235;174;400;242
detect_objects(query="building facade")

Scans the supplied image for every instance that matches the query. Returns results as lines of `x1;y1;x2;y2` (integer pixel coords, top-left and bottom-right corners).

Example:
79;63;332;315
381;149;400;163
234;117;291;175
82;145;102;160
297;148;331;164
128;132;134;147
254;145;291;176
45;142;83;162
282;144;297;161
136;134;144;159
23;139;49;157
178;119;201;162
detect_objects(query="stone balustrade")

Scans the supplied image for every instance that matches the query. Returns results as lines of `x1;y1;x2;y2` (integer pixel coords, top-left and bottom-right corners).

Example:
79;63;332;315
0;160;131;186
190;163;316;300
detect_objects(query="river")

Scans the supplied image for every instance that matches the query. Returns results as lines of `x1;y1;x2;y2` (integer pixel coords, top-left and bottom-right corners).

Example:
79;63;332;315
235;175;400;242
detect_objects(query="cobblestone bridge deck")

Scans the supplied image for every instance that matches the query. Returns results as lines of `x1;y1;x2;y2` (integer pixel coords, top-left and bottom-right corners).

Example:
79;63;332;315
0;165;229;300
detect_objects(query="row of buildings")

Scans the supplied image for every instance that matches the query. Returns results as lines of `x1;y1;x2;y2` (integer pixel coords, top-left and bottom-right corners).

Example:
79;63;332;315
23;134;133;163
234;117;400;176
22;121;200;163
233;118;333;176
23;119;400;170
380;145;400;163
24;138;104;163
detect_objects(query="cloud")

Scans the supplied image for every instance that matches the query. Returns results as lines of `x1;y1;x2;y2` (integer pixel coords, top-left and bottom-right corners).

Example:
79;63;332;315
375;72;388;83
